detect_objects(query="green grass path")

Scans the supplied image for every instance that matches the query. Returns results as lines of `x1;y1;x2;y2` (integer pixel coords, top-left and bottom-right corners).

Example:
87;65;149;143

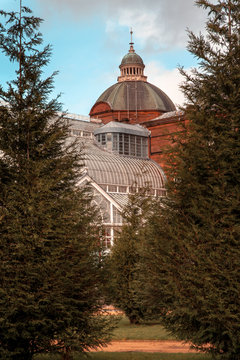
35;317;211;359
112;316;174;340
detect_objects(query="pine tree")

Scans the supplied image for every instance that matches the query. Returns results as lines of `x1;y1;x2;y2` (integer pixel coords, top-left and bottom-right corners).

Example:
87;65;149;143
104;189;154;324
0;3;111;360
141;1;240;359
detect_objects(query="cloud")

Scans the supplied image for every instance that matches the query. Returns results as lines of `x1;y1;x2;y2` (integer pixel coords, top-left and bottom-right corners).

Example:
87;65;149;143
117;0;207;51
36;0;207;50
145;61;187;108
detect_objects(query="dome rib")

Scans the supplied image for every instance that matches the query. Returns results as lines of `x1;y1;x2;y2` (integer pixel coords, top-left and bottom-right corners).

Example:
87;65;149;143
94;81;176;113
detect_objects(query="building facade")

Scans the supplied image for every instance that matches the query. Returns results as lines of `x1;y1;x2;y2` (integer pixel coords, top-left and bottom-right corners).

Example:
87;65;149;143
89;33;186;170
64;35;188;246
66;114;166;248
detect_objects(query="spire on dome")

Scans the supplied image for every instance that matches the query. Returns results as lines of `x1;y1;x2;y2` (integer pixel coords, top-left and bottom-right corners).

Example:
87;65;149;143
118;31;147;83
129;28;135;53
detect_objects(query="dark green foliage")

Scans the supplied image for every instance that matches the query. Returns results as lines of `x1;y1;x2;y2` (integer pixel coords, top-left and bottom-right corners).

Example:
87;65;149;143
104;189;153;324
141;1;240;359
0;4;112;360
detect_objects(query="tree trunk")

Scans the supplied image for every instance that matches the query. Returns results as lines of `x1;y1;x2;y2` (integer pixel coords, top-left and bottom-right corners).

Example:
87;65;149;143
62;347;73;360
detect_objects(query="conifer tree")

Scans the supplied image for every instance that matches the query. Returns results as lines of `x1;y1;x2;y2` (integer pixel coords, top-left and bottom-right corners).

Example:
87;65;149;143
0;3;111;359
141;1;240;359
105;189;153;324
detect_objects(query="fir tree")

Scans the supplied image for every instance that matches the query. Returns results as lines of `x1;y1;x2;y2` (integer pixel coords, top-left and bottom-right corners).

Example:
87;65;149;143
0;3;111;360
104;189;154;324
141;1;240;359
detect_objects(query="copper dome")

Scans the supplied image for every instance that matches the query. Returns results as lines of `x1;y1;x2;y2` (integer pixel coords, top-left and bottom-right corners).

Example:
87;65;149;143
94;81;176;113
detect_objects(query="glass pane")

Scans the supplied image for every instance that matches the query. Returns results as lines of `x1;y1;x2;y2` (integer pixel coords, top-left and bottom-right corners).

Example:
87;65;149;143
102;227;112;248
130;135;136;156
136;137;141;157
101;134;106;145
82;131;91;137
118;186;127;193
156;189;167;197
124;134;129;155
119;133;123;154
112;133;118;151
108;185;118;192
73;130;81;136
142;138;148;157
113;206;123;224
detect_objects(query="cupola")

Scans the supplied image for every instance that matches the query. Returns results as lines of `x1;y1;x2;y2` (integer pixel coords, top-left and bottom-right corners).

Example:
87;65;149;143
117;30;147;83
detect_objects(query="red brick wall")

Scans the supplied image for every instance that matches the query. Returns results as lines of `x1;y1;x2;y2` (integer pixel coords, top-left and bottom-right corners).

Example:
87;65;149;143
90;102;162;125
89;102;111;115
147;119;187;171
90;101;187;172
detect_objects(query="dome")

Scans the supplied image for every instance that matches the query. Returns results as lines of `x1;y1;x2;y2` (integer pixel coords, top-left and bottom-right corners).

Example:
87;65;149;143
120;52;144;66
95;81;176;113
89;31;176;120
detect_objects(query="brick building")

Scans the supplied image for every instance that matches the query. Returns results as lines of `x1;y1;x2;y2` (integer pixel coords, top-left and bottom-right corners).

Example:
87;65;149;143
89;32;186;169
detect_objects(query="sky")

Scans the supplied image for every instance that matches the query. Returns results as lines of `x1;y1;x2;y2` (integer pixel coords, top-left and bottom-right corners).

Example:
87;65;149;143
0;0;208;116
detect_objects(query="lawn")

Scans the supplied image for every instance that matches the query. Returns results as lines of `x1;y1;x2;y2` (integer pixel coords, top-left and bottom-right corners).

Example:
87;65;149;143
34;316;207;360
112;316;175;340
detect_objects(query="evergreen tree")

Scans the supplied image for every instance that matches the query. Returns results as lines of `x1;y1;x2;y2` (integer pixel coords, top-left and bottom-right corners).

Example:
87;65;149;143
0;4;111;360
141;1;240;359
104;189;154;324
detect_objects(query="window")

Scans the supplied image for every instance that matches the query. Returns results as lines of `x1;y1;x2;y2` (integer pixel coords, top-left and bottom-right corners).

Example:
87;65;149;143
113;206;122;224
82;131;91;137
136;137;141;157
101;134;106;145
142;138;148;157
118;186;127;193
119;134;123;154
108;185;118;193
96;132;148;158
96;134;101;143
156;189;167;197
112;134;118;151
123;134;130;155
96;133;107;146
72;129;81;136
102;227;112;248
130;135;136;156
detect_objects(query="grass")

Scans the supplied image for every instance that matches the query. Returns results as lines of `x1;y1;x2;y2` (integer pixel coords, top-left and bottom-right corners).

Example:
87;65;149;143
35;353;211;360
34;316;207;359
111;316;175;340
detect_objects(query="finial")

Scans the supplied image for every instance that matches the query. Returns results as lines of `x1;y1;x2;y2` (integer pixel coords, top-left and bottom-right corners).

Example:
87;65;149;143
129;28;135;53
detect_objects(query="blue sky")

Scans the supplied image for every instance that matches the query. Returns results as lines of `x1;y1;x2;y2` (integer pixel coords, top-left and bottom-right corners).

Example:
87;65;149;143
0;0;207;116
